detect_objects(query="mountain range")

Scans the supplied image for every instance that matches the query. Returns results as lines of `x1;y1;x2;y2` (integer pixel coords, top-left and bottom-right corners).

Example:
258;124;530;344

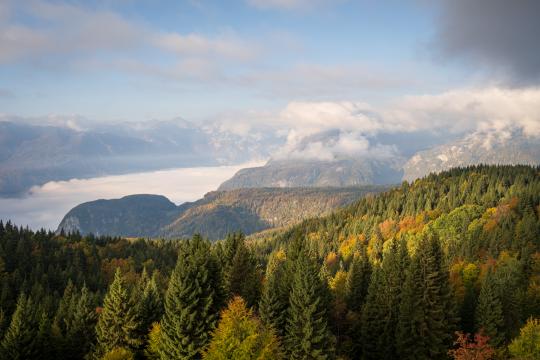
57;186;385;240
402;130;540;181
0;119;282;197
4;116;539;199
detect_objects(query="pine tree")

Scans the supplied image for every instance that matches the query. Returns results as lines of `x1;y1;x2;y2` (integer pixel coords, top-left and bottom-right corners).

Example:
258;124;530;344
159;235;223;359
204;296;283;360
259;251;289;339
51;280;77;356
342;247;371;357
361;239;409;360
66;285;97;358
396;233;457;360
36;308;54;360
222;233;261;307
345;248;371;312
475;269;505;347
0;293;40;359
139;273;163;335
94;268;142;358
285;249;334;360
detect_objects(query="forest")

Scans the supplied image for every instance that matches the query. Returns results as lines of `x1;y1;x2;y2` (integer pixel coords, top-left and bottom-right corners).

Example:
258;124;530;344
0;165;539;359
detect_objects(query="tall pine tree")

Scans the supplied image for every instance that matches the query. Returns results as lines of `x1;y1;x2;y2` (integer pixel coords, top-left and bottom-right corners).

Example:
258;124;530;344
396;232;457;360
259;250;289;339
0;293;40;359
222;233;261;307
361;238;409;360
159;235;223;360
94;268;142;358
285;246;334;360
475;269;505;347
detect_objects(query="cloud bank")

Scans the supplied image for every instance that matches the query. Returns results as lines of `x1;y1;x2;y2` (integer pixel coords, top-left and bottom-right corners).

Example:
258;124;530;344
0;162;262;231
266;87;540;161
432;0;540;85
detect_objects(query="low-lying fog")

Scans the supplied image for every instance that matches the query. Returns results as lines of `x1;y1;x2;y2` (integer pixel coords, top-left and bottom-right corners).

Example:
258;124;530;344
0;162;262;231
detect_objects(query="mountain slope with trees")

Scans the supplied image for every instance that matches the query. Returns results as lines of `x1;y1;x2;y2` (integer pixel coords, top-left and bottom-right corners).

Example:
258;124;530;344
0;165;539;359
58;186;385;240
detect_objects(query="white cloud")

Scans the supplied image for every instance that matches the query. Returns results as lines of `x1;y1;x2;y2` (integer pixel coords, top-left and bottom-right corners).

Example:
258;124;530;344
262;86;540;161
0;162;263;231
0;1;260;70
276;87;540;137
154;33;258;62
246;0;342;10
386;87;540;136
0;1;144;63
238;63;413;98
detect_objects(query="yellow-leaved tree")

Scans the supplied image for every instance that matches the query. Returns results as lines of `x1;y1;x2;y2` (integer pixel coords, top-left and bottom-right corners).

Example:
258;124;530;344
203;296;283;360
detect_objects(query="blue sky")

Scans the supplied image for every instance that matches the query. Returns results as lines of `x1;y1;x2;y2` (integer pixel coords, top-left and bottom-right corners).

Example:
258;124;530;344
1;0;539;124
0;0;478;122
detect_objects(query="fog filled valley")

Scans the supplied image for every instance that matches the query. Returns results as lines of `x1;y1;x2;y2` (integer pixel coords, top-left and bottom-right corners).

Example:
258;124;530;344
2;0;540;359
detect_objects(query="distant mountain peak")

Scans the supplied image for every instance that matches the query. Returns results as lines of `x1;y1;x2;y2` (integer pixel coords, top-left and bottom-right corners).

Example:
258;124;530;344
403;130;540;181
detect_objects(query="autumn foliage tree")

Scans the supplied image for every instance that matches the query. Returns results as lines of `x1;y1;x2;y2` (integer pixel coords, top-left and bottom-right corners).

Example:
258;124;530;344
448;331;494;360
204;296;282;360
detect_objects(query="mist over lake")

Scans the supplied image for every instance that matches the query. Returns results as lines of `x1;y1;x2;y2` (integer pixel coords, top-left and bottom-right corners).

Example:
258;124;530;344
0;162;262;231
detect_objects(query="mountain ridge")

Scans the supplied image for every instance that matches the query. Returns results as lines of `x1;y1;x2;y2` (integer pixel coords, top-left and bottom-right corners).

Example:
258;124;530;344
57;186;387;240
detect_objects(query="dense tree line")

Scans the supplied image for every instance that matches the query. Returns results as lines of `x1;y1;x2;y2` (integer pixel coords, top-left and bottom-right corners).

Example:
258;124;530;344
0;165;539;359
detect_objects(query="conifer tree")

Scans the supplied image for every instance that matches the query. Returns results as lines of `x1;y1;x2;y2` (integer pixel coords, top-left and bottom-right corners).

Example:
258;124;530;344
0;293;40;359
145;323;161;360
342;247;371;357
361;239;409;360
139;273;163;334
36;308;54;360
345;247;371;312
94;268;142;358
222;233;261;307
66;285;97;358
159;235;223;359
259;251;289;339
285;248;334;360
396;233;457;360
51;280;77;356
475;270;505;347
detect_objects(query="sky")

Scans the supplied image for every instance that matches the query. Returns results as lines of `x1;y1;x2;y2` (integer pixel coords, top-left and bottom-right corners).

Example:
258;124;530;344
1;0;540;230
3;0;538;123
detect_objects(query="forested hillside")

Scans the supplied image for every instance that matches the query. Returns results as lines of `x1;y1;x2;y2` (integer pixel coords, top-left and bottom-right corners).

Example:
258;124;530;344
58;187;383;240
1;165;539;359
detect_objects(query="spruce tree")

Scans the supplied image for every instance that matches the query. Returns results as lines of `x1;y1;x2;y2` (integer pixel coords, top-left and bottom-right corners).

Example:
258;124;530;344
94;268;142;358
396;233;457;360
0;293;40;359
36;308;54;360
345;247;371;312
66;286;97;358
285;248;334;360
159;235;223;360
51;280;77;356
475;269;505;347
259;251;289;339
342;247;371;357
361;239;409;360
139;272;163;334
222;233;261;307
